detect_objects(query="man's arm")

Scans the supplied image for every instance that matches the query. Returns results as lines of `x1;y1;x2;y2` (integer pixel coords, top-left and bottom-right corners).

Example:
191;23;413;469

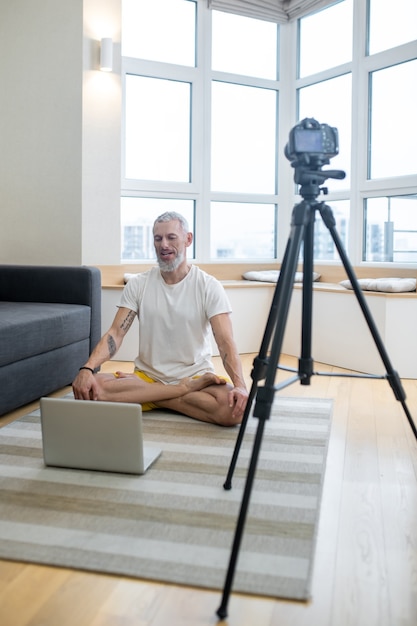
210;312;248;419
72;307;137;400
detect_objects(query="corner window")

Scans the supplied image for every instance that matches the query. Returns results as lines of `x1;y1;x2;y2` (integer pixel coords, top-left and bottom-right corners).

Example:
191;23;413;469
121;0;417;266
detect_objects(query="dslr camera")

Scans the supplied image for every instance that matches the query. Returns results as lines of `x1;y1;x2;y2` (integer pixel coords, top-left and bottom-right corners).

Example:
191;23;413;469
285;118;339;164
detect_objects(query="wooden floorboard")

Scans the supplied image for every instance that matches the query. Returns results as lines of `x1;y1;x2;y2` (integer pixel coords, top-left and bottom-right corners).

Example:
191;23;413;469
0;354;416;626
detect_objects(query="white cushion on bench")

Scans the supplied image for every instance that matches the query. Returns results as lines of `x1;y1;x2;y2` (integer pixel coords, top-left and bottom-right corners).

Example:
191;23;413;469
340;277;416;293
243;270;320;283
124;273;139;283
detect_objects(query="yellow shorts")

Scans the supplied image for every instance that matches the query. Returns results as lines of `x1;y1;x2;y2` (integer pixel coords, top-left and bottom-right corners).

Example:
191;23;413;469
133;370;159;412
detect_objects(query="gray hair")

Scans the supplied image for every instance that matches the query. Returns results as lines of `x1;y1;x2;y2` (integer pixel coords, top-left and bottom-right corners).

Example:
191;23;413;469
153;211;190;234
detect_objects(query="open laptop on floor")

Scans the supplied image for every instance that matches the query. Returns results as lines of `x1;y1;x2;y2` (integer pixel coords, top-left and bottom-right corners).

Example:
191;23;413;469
40;397;162;475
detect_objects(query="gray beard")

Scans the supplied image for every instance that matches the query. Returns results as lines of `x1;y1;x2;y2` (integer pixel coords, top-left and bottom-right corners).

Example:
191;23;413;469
157;251;184;273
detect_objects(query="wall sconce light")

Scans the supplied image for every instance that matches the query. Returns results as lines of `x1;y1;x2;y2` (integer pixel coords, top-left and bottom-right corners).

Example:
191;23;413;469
100;37;113;72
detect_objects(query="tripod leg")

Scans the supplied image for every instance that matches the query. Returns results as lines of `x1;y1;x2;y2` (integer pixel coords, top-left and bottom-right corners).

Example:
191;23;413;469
223;357;264;490
217;202;311;619
299;212;315;385
256;202;312;405
217;418;267;620
319;202;417;440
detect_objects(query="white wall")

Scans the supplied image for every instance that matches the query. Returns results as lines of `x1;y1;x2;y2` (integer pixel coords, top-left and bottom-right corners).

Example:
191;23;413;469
0;0;122;266
82;0;122;265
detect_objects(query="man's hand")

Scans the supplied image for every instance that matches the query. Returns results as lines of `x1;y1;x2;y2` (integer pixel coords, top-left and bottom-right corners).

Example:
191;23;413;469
228;386;248;421
72;369;99;401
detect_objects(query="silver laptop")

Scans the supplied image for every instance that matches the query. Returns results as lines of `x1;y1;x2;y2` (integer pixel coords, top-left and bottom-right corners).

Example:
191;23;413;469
40;397;162;475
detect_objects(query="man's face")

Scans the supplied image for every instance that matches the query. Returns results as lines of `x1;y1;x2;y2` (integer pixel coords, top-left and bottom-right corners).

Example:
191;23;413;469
153;219;192;272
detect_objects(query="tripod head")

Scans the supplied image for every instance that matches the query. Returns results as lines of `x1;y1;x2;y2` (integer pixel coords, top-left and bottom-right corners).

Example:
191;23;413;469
284;118;346;200
292;160;346;200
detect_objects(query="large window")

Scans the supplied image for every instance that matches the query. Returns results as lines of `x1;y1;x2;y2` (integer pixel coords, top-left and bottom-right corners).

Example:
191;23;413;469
121;0;278;262
296;0;417;263
364;0;417;261
121;0;417;266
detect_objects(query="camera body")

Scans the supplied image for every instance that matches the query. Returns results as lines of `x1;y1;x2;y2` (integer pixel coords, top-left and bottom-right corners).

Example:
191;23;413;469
285;118;339;164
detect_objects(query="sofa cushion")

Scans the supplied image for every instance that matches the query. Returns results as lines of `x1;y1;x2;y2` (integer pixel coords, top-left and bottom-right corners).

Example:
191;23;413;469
0;302;91;367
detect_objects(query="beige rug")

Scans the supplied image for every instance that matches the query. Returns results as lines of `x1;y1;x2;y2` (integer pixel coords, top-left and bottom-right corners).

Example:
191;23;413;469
0;396;332;600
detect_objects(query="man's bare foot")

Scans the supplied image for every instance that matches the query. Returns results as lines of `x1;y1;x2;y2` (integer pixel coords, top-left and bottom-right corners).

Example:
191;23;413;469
114;371;136;379
181;372;226;393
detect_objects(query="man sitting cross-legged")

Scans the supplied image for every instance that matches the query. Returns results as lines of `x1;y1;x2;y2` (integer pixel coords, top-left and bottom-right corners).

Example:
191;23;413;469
72;211;248;427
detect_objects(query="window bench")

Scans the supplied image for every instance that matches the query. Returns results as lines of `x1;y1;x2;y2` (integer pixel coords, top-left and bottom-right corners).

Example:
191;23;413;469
96;264;417;379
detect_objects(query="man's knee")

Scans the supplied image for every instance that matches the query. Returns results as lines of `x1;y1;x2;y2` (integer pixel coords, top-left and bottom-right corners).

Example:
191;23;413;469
213;404;242;427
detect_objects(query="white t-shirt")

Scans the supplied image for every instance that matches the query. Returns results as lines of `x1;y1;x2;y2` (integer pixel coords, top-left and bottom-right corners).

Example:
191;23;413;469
119;265;232;383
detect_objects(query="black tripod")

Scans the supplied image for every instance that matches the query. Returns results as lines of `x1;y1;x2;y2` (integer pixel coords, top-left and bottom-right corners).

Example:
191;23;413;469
216;167;417;621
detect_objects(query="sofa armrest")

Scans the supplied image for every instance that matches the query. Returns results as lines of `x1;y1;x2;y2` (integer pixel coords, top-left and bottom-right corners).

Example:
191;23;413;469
0;265;101;353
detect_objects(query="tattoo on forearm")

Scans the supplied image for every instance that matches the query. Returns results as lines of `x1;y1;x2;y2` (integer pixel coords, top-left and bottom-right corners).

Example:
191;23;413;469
107;334;117;358
120;310;136;332
220;349;245;389
221;350;228;368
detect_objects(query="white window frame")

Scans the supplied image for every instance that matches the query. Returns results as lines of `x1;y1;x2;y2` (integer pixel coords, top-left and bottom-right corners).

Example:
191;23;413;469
121;0;417;268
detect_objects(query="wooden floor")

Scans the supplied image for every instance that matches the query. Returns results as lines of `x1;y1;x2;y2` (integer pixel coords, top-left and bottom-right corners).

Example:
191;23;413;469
1;354;417;626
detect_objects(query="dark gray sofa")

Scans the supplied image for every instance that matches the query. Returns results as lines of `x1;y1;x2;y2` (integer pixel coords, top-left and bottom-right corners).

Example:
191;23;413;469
0;265;101;416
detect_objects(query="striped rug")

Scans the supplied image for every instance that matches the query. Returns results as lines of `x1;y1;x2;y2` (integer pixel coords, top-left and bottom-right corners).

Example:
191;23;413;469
0;396;332;600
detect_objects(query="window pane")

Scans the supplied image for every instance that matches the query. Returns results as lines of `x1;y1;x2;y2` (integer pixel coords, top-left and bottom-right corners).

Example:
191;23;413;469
211;203;276;259
298;0;353;78
211;82;277;194
212;11;278;79
368;0;417;55
311;200;350;261
369;60;417;179
122;0;196;66
298;74;352;189
121;197;195;261
364;195;417;262
125;75;190;182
